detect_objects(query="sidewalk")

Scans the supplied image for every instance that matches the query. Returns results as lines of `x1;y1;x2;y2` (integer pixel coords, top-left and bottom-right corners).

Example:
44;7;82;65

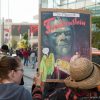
23;66;37;80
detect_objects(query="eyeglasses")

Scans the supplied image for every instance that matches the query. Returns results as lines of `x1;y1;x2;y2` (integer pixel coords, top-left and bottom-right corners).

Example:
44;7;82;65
15;68;24;72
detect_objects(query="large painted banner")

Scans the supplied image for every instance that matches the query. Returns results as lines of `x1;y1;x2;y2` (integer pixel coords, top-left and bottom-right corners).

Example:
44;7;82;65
39;9;91;82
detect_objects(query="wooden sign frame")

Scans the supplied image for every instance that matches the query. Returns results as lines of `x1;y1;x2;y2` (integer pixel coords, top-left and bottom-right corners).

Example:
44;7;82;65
38;8;91;82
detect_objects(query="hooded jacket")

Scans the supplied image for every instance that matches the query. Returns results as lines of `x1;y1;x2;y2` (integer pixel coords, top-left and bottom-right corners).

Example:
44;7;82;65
0;83;32;100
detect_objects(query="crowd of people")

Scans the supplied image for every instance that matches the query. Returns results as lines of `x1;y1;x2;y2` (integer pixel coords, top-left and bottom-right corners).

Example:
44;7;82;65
0;45;38;69
0;44;100;100
16;48;37;68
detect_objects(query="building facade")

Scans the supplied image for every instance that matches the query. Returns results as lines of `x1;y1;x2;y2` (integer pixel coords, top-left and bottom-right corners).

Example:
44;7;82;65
40;0;100;16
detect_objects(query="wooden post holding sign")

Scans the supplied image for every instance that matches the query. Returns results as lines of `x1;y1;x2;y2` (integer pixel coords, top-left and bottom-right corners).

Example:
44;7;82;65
38;8;91;82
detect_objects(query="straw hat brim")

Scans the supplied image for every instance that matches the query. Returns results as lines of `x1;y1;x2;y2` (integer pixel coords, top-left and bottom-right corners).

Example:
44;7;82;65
64;63;100;89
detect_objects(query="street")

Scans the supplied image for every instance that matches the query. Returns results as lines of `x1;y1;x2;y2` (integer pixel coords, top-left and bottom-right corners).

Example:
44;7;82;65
24;76;33;93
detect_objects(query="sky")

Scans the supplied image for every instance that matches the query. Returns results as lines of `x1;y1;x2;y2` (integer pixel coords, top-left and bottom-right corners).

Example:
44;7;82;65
0;0;39;23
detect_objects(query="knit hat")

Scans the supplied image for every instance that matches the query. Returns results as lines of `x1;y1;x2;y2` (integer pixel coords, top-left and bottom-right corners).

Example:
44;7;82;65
64;57;100;89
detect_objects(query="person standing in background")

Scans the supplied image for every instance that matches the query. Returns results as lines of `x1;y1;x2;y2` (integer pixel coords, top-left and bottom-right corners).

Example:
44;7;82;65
22;48;29;66
30;49;36;68
0;44;9;55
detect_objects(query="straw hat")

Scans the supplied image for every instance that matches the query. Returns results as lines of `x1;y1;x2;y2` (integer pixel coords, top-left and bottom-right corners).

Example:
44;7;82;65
64;57;100;89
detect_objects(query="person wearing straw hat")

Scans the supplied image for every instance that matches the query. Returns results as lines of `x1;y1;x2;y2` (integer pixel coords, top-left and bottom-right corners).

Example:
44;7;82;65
32;56;100;99
64;57;100;99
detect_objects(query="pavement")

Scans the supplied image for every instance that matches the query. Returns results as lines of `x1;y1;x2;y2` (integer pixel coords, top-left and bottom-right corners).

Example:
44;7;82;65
23;65;37;80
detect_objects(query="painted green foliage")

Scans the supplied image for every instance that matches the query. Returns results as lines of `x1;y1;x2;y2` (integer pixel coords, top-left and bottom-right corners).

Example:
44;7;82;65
92;16;100;49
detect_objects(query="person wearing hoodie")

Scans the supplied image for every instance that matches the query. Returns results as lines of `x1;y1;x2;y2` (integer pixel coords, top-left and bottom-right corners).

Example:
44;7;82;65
0;44;24;85
0;55;32;100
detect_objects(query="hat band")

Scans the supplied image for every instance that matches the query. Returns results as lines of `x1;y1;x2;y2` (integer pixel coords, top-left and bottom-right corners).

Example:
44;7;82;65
76;65;94;82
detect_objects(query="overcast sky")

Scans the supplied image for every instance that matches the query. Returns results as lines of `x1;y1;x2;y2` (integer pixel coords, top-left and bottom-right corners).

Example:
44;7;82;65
0;0;39;23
